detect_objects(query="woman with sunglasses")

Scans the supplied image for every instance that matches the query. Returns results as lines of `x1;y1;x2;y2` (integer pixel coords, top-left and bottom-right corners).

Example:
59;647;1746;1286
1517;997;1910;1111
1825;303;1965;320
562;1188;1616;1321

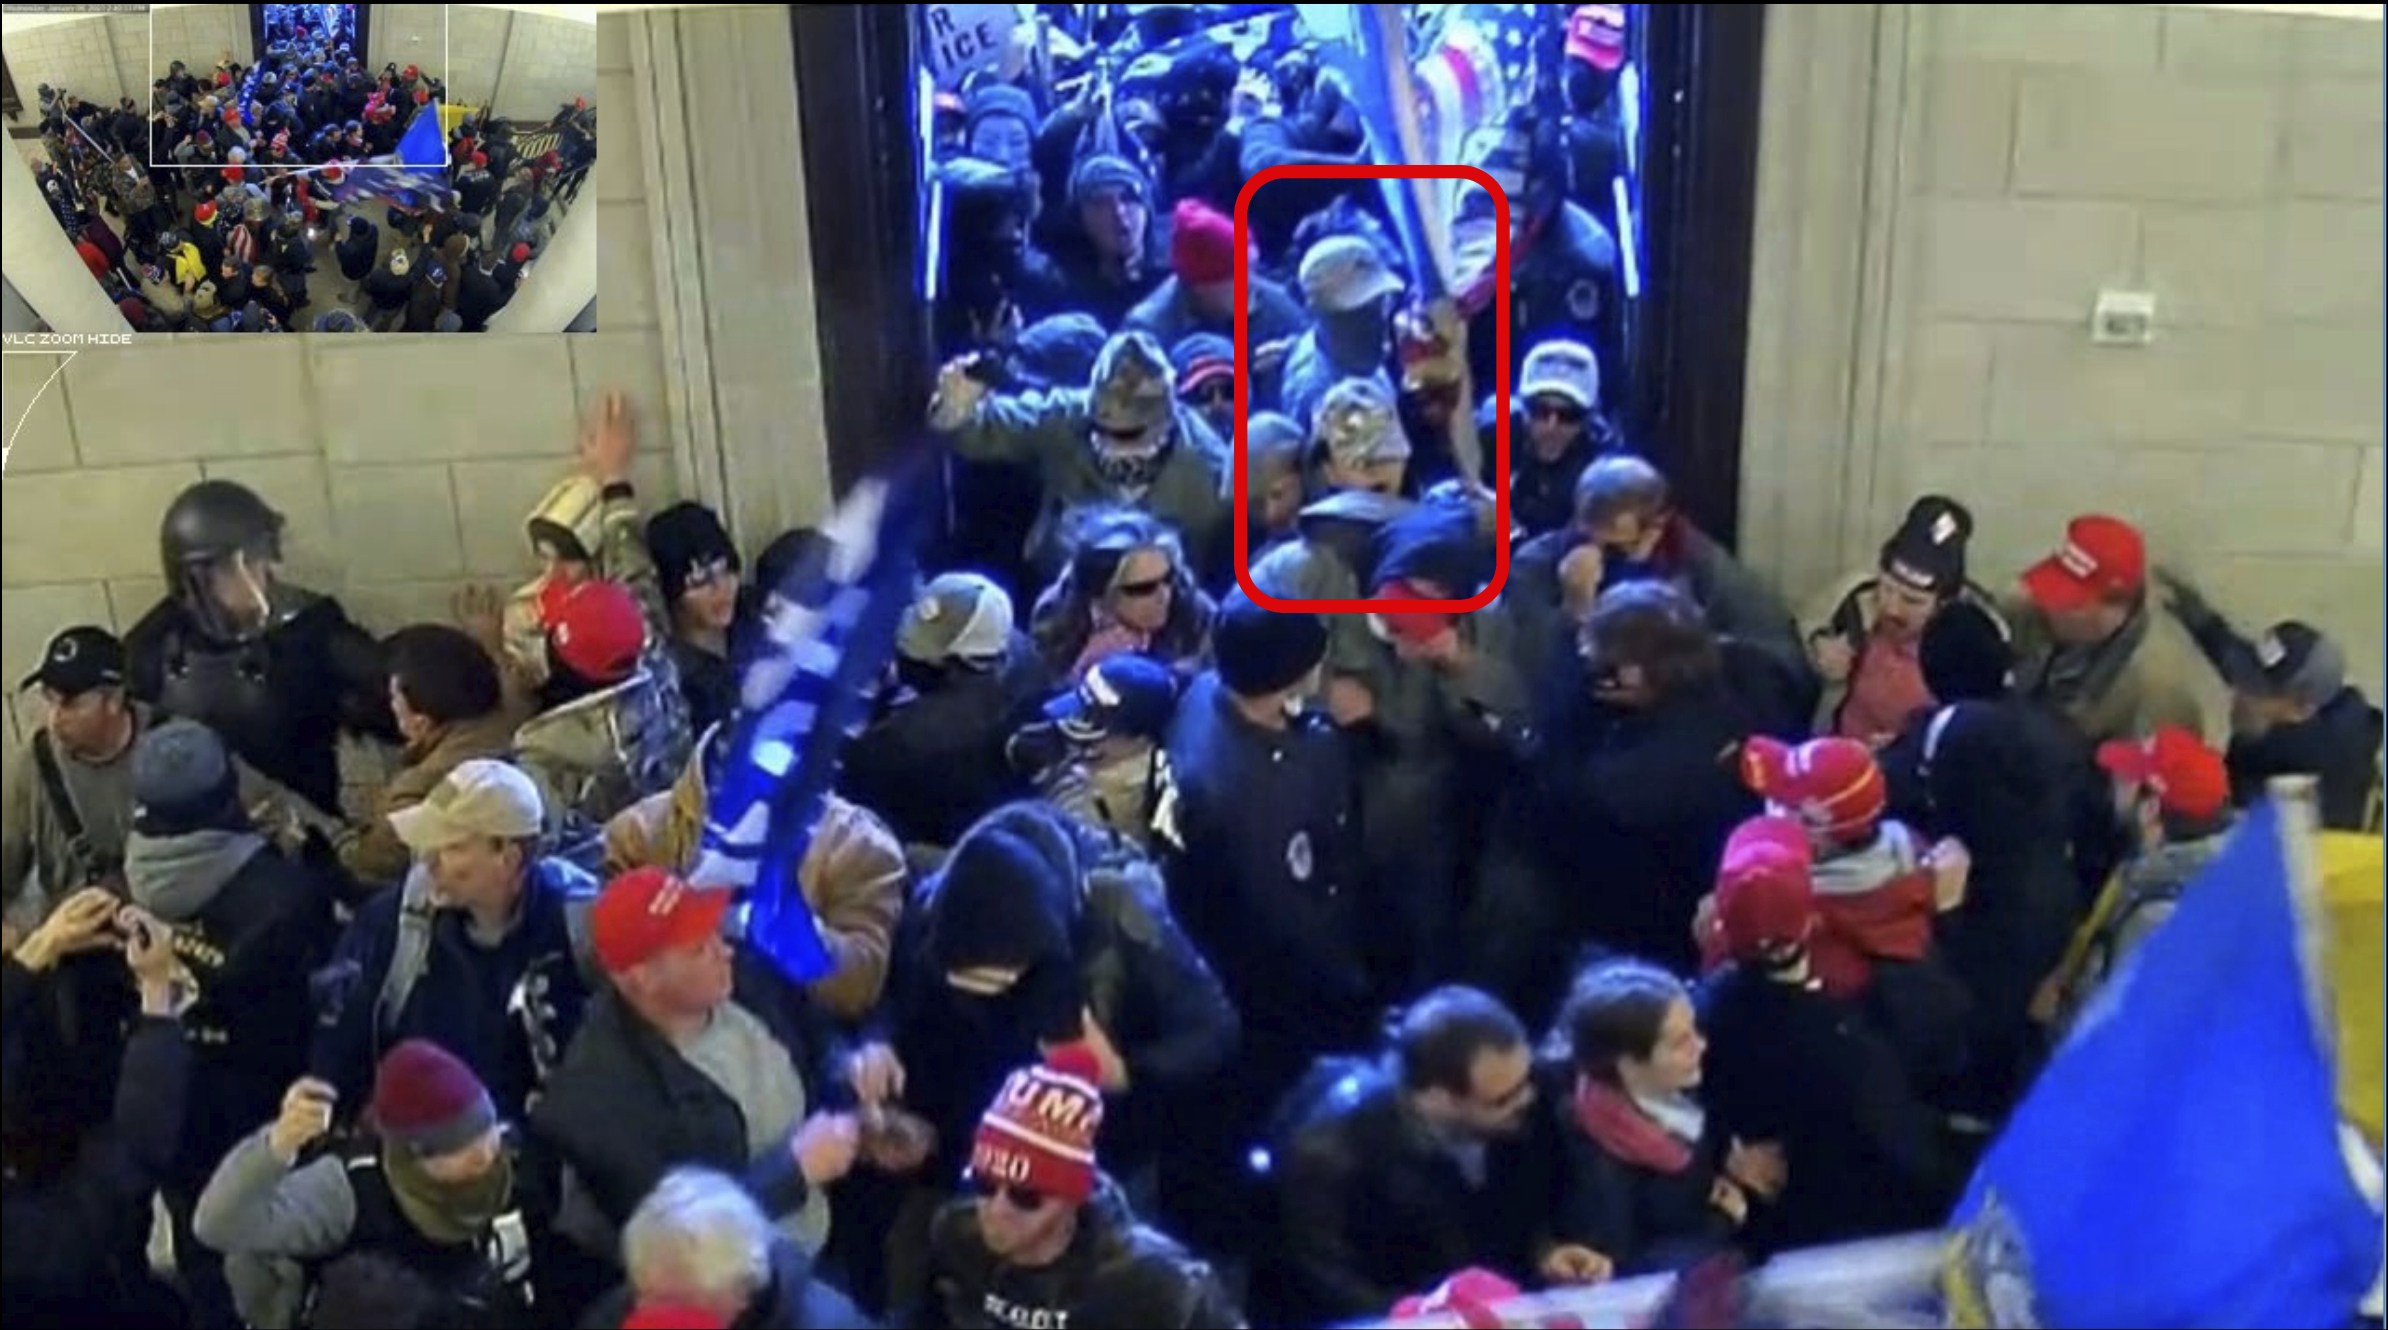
912;1046;1245;1329
1029;507;1215;684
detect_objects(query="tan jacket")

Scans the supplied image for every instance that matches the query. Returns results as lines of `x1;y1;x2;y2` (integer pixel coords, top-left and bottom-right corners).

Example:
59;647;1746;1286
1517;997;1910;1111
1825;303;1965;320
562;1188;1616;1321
604;763;906;1022
334;706;528;890
2008;596;2230;748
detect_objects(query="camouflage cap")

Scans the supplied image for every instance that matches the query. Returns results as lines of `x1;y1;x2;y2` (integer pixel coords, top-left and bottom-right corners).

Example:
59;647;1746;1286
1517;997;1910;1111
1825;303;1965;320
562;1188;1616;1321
1088;331;1174;435
1313;377;1409;470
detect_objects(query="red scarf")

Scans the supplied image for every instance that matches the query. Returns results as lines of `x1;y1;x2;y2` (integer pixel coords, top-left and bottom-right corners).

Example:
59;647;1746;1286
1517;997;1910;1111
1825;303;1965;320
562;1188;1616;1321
1572;1076;1693;1174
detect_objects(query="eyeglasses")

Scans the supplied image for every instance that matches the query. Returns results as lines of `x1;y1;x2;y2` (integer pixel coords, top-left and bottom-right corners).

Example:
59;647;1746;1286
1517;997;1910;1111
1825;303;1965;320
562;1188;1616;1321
1191;382;1235;407
1114;576;1171;598
975;1178;1052;1210
1528;400;1586;425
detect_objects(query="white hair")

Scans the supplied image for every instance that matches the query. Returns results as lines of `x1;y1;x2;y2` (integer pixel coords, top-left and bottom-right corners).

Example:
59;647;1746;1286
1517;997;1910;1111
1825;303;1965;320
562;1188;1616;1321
620;1167;772;1304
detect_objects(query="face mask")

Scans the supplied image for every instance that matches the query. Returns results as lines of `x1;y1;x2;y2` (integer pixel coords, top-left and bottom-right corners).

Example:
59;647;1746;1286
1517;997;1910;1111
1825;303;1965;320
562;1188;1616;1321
1092;434;1170;492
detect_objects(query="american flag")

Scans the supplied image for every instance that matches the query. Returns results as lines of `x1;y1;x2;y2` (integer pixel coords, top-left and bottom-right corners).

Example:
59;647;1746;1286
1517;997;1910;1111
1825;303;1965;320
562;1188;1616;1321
690;449;940;986
1411;3;1545;166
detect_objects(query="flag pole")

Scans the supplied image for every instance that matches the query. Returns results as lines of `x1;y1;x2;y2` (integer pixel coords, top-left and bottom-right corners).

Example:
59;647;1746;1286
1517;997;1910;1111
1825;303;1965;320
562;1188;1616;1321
2270;774;2342;1068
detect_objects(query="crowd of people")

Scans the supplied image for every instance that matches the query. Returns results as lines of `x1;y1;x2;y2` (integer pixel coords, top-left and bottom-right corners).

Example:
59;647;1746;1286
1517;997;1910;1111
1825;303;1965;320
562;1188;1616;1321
2;5;2383;1330
24;18;594;333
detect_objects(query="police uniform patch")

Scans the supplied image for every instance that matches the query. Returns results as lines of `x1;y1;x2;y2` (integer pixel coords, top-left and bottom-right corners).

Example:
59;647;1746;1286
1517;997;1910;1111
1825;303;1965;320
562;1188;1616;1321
1286;829;1313;882
1565;277;1601;323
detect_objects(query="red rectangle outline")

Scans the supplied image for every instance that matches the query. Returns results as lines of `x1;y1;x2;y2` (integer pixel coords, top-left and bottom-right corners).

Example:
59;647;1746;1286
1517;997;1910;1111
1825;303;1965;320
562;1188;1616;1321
1231;163;1511;616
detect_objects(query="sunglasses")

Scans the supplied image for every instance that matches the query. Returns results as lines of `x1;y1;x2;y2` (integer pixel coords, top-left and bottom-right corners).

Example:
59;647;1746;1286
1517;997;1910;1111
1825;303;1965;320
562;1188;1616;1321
1114;575;1172;598
1529;400;1587;424
1190;381;1235;407
975;1177;1052;1210
1095;423;1153;444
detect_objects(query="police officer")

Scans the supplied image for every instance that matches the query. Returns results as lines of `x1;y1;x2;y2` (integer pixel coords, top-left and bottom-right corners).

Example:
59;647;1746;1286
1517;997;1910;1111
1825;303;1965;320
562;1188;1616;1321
124;479;395;817
1152;593;1380;1254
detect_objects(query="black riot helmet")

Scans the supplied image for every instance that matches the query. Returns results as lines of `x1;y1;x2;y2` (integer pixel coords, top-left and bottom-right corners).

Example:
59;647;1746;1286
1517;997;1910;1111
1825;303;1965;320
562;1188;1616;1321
160;480;292;641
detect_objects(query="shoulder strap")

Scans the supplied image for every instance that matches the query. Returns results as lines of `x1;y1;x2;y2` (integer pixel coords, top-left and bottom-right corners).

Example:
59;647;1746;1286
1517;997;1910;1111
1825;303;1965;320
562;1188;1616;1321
31;729;89;847
374;865;440;1048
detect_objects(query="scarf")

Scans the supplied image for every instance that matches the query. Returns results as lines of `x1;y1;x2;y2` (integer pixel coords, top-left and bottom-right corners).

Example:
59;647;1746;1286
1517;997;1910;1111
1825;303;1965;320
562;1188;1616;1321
124;828;264;923
1572;1075;1696;1175
2029;602;2151;712
382;1140;515;1245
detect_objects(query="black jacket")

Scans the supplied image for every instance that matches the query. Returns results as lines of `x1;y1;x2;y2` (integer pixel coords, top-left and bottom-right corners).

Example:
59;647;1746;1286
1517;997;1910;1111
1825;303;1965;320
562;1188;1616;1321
839;654;1048;849
155;840;335;1192
1550;1072;1737;1277
877;803;1238;1184
530;948;849;1233
1694;966;1960;1253
583;1234;877;1329
2229;687;2383;833
1269;1059;1557;1327
909;1179;1242;1330
2;974;190;1328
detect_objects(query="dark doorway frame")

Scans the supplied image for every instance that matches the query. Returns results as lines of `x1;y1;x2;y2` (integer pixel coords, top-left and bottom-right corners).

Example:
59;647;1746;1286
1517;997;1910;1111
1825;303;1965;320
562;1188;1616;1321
247;4;373;67
788;4;1765;542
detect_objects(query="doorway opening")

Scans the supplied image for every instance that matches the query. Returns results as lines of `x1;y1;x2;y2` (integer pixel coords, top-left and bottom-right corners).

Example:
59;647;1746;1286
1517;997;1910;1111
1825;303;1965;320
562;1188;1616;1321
250;4;371;70
789;4;1760;571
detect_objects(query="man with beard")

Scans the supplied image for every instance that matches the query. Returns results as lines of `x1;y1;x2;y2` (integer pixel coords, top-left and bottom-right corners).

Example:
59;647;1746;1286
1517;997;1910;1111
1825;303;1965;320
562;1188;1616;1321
1801;496;2005;745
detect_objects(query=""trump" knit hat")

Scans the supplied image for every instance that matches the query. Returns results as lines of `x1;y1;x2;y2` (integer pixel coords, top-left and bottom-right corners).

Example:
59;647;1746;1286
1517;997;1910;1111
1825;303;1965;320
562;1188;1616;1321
970;1045;1106;1205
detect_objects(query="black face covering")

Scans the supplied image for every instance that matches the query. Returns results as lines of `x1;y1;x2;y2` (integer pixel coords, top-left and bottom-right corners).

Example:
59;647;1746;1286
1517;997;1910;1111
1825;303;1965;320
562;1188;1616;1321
1093;443;1170;493
895;654;949;696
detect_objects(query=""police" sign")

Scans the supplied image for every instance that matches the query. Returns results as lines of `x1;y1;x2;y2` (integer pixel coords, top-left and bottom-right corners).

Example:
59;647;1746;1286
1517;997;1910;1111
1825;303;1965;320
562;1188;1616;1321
921;3;1018;89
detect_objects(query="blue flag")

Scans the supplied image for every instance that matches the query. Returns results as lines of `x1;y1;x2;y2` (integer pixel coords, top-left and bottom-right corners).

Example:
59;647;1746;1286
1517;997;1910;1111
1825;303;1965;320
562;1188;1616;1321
321;102;448;209
690;451;939;987
1943;799;2380;1328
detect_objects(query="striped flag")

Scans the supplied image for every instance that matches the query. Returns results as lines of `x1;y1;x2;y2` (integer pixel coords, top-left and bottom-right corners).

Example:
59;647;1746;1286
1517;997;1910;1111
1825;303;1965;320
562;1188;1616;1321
688;449;940;985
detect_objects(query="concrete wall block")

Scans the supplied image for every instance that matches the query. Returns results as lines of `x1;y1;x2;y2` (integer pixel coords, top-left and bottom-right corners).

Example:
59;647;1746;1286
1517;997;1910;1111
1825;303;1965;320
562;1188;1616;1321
598;200;659;331
2250;321;2388;444
1985;324;2253;448
2287;79;2386;202
2013;67;2278;203
2290;15;2387;81
340;578;474;637
65;342;315;464
2357;449;2385;557
2;463;199;584
448;457;569;579
310;338;577;464
597;13;632;71
1;353;78;473
1909;441;2126;579
2110;442;2366;557
1933;5;2160;69
198;454;341;587
2265;202;2387;324
1920;61;2017;197
1922;197;2137;322
1899;318;1996;444
568;332;671;453
328;463;464;581
2139;204;2267;330
1;583;116;689
2160;7;2293;76
2181;555;2386;695
104;579;166;630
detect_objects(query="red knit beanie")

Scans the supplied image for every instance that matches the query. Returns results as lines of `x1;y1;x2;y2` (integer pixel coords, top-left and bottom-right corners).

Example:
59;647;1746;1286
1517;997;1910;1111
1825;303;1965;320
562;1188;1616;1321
511;242;532;263
1169;198;1238;287
971;1045;1106;1205
370;1039;497;1158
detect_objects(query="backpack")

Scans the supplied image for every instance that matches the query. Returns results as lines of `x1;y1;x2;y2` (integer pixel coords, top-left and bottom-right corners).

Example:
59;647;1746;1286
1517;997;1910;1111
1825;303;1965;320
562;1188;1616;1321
293;1147;536;1329
372;858;597;1067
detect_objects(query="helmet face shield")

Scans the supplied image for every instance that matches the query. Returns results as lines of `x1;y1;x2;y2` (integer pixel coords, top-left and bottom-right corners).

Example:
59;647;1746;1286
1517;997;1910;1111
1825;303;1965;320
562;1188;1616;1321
178;544;290;641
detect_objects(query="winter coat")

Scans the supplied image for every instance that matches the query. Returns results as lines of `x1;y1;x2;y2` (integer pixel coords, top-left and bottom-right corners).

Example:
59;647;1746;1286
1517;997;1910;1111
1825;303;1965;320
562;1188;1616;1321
1800;570;2010;739
911;1178;1243;1329
604;770;906;1024
1270;1058;1559;1327
2010;598;2229;748
335;706;526;891
941;389;1233;579
512;668;688;860
873;803;1238;1186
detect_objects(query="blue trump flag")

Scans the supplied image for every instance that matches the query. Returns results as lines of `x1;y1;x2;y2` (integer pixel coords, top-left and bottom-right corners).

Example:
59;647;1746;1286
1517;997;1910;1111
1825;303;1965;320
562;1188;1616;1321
1943;798;2381;1328
686;449;938;987
322;101;449;209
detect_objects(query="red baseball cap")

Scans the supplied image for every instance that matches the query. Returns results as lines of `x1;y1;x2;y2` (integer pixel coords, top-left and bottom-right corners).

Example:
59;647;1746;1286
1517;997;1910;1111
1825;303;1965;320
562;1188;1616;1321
2097;726;2230;821
1740;736;1886;842
544;579;645;683
592;867;733;975
2022;514;2146;613
1369;579;1456;645
1713;816;1818;960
